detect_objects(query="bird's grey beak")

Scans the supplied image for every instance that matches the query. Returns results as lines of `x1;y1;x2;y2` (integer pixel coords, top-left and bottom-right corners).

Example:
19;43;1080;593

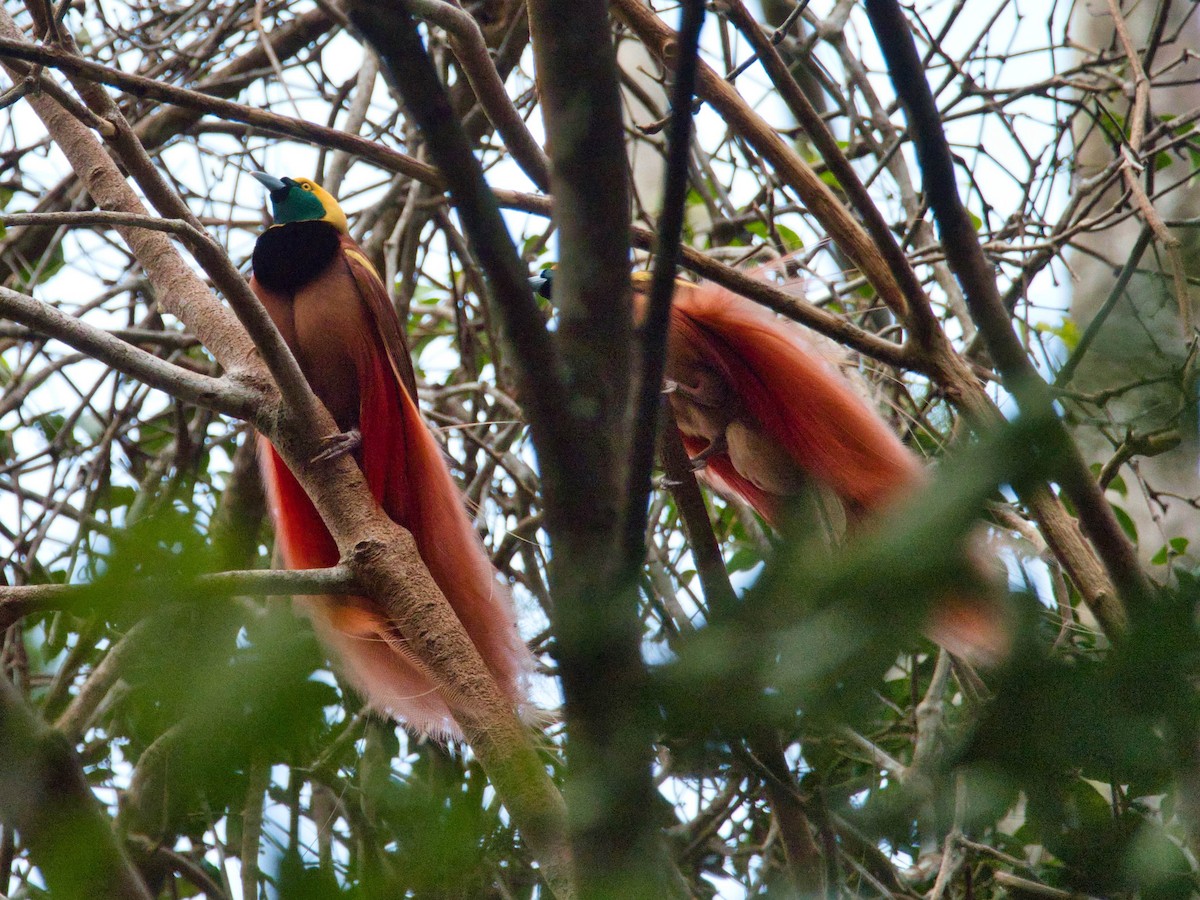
528;272;553;299
251;171;288;193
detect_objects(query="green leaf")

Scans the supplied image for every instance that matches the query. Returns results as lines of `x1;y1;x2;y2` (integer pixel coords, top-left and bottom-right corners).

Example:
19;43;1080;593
1034;317;1081;352
33;412;75;447
14;239;66;290
1112;504;1138;541
96;484;137;511
776;224;803;252
727;548;760;573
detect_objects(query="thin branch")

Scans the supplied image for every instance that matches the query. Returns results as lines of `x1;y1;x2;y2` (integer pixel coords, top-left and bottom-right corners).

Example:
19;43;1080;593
0;37;443;188
1054;224;1154;387
54;619;154;744
613;0;910;320
0;566;360;613
497;189;914;368
625;0;705;579
1;209;201;236
322;50;379;197
659;411;739;623
992;871;1102;899
864;0;1149;613
240;760;270;900
1103;0;1190;331
0;285;257;419
408;0;551;191
719;0;940;348
125;836;229;900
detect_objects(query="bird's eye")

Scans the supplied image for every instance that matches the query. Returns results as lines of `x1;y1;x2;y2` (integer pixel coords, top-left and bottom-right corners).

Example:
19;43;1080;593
302;184;313;191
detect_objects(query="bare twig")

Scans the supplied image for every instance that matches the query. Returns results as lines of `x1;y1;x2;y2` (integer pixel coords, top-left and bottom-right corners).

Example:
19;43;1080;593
865;0;1149;614
0;285;257;419
0;38;443;187
625;0;705;580
1103;0;1191;332
408;0;551;190
613;0;911;320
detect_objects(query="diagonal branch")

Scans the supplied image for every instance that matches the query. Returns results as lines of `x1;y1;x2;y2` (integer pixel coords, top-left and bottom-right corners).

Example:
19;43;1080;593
0;38;443;187
0;285;257;420
864;0;1149;612
407;0;551;191
718;0;940;350
613;0;910;321
0;674;153;900
1102;0;1190;332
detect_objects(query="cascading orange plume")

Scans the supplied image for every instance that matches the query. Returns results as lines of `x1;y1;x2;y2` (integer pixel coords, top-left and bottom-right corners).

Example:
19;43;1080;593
251;173;528;737
652;277;1008;661
530;268;1007;661
654;277;924;527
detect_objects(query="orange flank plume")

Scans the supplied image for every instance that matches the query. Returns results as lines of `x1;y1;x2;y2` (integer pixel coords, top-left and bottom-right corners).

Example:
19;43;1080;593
251;174;527;737
649;279;1009;663
661;280;925;525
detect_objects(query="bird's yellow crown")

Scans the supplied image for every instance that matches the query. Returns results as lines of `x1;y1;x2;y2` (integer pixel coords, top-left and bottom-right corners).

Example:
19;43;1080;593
253;172;348;234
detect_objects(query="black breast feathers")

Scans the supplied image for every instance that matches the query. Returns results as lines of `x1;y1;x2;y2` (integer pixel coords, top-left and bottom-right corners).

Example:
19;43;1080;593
252;220;343;293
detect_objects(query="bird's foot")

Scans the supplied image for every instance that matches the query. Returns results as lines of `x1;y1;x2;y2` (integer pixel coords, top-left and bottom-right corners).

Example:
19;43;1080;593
687;433;728;471
312;428;362;463
663;378;723;409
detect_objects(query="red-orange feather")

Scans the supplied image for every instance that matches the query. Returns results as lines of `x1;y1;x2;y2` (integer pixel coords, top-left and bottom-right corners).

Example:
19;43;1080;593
658;280;1008;661
255;230;527;737
665;281;925;523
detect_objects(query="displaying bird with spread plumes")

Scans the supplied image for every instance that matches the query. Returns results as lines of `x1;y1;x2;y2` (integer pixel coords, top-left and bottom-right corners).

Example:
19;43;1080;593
646;275;924;528
251;173;528;737
530;269;1008;662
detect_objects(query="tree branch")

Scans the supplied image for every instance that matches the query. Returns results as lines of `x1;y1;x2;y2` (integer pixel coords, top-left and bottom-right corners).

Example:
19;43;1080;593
0;38;443;188
612;0;910;321
718;0;940;349
626;0;705;564
864;0;1150;612
0;285;257;420
0;674;153;900
407;0;551;191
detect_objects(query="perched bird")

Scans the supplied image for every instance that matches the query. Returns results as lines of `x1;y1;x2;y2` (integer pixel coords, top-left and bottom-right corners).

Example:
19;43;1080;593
645;275;924;528
531;269;1007;660
251;173;528;736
